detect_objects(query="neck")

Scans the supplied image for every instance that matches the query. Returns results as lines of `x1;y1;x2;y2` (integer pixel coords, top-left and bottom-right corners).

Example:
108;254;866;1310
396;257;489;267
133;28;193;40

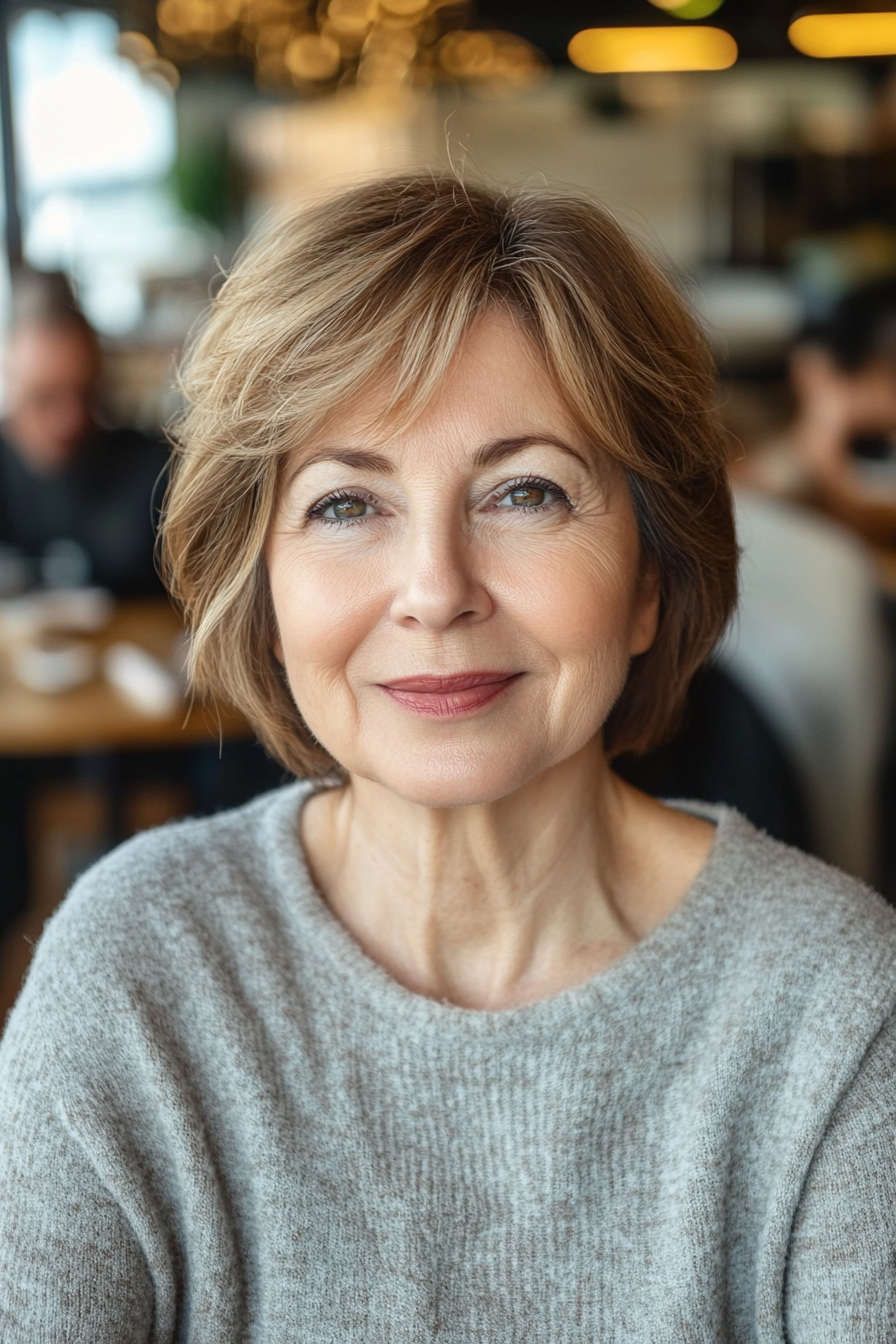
301;745;713;1010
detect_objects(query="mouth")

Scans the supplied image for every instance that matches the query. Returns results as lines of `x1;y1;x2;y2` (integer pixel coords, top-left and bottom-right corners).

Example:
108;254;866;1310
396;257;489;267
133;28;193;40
378;671;523;717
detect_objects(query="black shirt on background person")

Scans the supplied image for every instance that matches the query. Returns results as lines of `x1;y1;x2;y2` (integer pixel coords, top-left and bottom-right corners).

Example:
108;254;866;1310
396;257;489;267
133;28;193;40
0;425;167;597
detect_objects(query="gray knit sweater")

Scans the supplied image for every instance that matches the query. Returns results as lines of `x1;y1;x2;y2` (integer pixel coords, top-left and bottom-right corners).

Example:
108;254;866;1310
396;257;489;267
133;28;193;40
2;782;896;1342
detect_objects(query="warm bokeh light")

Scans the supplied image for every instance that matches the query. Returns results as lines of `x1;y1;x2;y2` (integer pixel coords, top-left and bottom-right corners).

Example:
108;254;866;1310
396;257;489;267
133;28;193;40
117;31;158;64
154;0;546;93
567;26;737;73
379;0;428;15
285;31;342;80
436;28;546;89
326;0;376;37
788;12;896;58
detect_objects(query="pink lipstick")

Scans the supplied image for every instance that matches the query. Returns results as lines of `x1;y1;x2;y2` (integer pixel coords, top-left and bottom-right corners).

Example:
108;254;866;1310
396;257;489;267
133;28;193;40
379;671;521;717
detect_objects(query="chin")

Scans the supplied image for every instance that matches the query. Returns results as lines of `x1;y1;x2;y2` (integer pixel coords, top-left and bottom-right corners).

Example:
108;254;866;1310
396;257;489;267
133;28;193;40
351;740;557;811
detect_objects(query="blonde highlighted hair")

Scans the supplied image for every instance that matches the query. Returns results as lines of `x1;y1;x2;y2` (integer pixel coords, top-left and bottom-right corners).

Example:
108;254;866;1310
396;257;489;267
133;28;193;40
162;175;737;777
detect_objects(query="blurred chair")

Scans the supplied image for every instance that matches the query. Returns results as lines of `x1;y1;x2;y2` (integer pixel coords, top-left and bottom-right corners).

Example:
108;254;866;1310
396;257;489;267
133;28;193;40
616;662;812;856
718;488;888;883
619;486;888;885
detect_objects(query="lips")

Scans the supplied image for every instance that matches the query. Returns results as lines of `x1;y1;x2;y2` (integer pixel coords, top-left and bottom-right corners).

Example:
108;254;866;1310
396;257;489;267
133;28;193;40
378;671;522;717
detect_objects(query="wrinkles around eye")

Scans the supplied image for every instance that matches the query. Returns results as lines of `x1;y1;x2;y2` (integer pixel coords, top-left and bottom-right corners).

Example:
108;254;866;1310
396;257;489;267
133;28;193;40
303;477;573;525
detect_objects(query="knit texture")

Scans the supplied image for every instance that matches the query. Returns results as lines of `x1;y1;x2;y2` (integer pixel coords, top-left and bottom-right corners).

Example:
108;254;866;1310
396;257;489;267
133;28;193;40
2;782;896;1342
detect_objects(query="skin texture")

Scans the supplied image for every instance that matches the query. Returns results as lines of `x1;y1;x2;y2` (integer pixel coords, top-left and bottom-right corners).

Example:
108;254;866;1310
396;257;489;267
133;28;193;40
2;322;101;475
267;311;715;1010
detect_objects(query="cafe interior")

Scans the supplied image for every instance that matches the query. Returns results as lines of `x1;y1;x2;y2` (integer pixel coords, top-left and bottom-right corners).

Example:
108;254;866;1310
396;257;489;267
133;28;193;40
1;0;896;1022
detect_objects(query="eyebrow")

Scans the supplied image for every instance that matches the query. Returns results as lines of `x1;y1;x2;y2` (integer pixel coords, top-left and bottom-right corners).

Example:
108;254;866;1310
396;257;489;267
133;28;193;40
288;434;590;484
472;435;589;470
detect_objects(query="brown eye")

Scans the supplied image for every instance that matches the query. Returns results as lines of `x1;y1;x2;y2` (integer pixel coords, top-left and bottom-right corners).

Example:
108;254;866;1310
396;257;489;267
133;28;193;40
309;490;381;524
507;485;545;507
492;478;569;514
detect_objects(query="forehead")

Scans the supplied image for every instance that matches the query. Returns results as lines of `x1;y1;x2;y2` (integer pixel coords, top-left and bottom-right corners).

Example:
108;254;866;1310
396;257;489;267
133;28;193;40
304;310;585;461
6;325;99;382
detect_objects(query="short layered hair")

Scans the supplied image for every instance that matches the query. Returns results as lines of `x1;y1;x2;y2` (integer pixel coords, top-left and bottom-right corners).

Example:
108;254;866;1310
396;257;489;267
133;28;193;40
162;175;738;777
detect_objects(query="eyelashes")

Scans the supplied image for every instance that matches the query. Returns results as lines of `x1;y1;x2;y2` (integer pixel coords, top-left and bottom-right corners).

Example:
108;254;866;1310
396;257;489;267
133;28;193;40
307;488;381;526
493;476;571;512
306;476;573;528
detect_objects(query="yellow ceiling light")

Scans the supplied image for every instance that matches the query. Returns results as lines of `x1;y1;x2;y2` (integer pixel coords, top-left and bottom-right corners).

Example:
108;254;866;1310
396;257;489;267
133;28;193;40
788;12;896;58
568;26;737;73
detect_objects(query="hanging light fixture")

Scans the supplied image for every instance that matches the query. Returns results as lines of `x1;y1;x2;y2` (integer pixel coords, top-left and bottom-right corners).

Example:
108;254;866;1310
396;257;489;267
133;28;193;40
789;9;896;57
568;25;737;73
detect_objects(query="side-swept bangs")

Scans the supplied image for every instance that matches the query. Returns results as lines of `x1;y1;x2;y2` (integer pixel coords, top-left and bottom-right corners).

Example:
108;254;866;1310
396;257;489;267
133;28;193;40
162;175;738;777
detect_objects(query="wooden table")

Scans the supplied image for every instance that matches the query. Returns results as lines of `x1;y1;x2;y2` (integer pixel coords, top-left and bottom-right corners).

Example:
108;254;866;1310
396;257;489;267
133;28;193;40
0;598;251;756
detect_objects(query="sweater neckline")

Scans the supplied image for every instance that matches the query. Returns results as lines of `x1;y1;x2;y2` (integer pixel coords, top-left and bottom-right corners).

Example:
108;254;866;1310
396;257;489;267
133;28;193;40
262;780;747;1039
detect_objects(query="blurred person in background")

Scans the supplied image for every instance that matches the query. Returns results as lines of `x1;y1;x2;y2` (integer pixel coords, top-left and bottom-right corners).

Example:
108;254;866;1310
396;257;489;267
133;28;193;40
0;270;168;943
0;268;166;597
0;269;282;950
716;279;896;885
739;277;896;545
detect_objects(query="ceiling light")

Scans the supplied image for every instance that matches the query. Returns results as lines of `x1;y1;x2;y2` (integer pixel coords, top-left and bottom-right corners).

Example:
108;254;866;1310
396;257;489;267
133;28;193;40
567;26;737;73
788;11;896;58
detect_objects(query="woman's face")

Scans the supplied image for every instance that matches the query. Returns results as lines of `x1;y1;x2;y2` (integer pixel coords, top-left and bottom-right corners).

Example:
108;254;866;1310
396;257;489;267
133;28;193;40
266;310;658;808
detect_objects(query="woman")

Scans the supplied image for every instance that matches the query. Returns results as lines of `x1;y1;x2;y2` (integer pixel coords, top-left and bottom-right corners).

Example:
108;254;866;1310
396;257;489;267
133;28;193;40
1;176;895;1341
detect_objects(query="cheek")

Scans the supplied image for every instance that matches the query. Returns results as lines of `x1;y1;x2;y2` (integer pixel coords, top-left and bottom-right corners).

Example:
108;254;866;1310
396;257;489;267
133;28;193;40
489;530;642;661
269;548;385;690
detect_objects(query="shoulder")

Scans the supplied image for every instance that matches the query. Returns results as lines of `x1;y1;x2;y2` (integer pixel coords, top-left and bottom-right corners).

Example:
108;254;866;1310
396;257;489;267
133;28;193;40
0;783;322;1127
64;778;308;917
714;804;894;934
695;804;896;1034
11;782;313;1015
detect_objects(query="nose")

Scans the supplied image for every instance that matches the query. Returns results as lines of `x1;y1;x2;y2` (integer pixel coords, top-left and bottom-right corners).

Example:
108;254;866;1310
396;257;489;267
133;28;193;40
389;514;493;631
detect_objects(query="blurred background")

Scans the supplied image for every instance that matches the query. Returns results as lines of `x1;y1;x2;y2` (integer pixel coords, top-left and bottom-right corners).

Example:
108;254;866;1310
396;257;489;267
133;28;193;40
3;0;896;1018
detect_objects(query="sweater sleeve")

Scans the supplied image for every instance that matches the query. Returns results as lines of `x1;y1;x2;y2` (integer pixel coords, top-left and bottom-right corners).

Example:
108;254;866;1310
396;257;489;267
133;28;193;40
784;1010;896;1341
0;939;156;1343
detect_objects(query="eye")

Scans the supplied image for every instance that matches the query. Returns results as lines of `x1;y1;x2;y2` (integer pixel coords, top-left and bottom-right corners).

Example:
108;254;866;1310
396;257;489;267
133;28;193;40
502;484;547;508
493;477;569;511
308;490;380;525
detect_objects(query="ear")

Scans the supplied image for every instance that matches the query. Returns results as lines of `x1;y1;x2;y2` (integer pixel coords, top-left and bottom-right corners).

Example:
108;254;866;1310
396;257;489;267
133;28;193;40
629;563;659;657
